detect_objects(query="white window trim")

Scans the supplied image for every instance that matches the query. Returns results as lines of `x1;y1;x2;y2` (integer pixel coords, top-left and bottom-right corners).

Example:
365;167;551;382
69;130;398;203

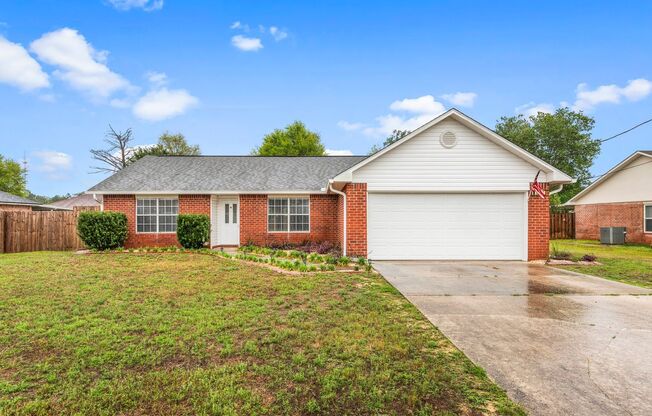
267;196;311;233
135;195;179;234
645;203;652;233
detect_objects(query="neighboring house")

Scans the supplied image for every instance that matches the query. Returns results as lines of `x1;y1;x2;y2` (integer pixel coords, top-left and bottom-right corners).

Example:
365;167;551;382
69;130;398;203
0;191;41;211
49;194;102;210
567;151;652;244
87;109;573;260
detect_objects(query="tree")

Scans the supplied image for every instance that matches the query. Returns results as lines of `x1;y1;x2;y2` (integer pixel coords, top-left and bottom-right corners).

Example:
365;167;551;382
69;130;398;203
130;132;201;161
369;129;411;154
495;108;599;204
252;121;326;156
0;155;27;197
90;125;134;173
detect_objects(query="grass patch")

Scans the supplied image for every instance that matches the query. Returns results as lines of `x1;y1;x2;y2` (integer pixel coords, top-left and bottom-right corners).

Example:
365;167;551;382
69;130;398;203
0;252;523;415
550;239;652;288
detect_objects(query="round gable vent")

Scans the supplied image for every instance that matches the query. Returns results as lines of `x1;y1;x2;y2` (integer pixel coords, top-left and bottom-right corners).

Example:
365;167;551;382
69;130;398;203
440;131;457;148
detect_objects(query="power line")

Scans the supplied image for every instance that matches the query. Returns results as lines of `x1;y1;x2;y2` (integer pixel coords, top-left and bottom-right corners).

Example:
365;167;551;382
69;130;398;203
599;117;652;143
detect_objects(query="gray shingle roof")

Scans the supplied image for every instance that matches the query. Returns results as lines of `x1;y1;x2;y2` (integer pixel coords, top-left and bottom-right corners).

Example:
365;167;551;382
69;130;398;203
0;190;38;205
50;194;102;209
88;156;367;193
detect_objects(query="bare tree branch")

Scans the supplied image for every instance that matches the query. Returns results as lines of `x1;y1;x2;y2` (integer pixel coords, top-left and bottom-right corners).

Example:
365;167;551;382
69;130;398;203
90;125;134;174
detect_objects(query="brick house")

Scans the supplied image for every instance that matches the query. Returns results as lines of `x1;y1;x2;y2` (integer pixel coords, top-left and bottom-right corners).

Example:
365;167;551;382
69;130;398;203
567;151;652;244
88;109;573;260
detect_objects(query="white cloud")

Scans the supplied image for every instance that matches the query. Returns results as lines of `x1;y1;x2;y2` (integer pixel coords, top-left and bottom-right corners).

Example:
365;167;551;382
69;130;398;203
230;21;250;31
337;121;366;131
110;97;131;108
325;149;353;156
441;92;477;107
133;87;198;121
231;35;263;52
339;94;446;138
269;26;288;41
573;78;652;111
515;102;555;117
30;28;132;99
145;70;168;86
106;0;163;11
389;95;446;114
33;151;72;179
362;113;439;137
0;36;50;91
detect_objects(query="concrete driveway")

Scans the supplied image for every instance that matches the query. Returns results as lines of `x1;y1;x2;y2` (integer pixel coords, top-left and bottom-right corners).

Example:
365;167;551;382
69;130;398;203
374;261;652;416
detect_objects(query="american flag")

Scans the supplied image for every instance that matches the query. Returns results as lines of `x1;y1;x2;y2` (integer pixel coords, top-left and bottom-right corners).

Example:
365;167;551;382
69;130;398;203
530;170;545;199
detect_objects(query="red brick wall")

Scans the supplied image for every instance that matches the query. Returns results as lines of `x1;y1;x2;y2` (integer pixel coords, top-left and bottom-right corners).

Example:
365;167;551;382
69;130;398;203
239;194;340;246
528;184;550;260
0;204;32;212
103;194;210;248
344;183;367;257
576;202;652;244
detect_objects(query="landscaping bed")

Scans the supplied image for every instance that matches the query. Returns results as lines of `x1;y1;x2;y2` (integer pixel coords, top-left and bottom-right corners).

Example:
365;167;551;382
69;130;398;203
81;244;373;274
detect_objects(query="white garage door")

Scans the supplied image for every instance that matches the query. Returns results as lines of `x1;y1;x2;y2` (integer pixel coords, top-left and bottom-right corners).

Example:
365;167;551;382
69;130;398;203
367;193;526;260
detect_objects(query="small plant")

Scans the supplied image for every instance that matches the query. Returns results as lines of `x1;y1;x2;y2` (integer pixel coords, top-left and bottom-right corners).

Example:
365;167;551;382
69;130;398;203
353;265;359;271
77;211;128;251
337;256;350;266
581;254;597;262
550;245;572;260
357;257;367;266
177;214;210;249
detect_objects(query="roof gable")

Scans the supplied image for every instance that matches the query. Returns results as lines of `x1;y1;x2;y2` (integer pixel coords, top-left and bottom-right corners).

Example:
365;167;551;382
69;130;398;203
332;109;573;184
566;151;652;205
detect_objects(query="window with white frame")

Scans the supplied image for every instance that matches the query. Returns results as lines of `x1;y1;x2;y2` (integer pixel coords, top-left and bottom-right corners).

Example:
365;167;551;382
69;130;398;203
645;204;652;233
268;197;309;232
136;198;178;233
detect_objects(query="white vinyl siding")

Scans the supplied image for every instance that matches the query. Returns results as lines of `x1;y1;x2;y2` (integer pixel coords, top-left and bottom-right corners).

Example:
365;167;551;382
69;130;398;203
136;197;178;233
571;155;652;205
268;197;310;232
353;119;543;192
367;193;526;260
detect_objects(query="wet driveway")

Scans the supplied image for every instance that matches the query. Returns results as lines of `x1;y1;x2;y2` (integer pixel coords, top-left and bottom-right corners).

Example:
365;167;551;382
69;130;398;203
373;261;652;416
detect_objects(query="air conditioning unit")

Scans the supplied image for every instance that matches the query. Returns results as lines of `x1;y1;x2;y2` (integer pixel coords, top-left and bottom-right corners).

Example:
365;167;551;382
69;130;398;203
600;227;626;245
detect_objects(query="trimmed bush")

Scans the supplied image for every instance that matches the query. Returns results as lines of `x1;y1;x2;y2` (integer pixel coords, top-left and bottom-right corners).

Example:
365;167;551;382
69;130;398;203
77;211;128;250
177;214;210;249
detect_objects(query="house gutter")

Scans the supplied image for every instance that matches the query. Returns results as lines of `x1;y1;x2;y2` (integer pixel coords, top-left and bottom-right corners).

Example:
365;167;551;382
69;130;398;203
328;181;347;257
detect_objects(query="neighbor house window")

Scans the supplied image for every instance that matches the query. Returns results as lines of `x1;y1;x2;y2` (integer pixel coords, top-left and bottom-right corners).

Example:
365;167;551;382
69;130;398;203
645;204;652;233
136;197;178;233
268;197;309;232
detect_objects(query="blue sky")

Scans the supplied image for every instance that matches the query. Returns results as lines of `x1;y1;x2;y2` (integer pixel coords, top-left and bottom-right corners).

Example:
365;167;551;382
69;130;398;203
1;0;651;196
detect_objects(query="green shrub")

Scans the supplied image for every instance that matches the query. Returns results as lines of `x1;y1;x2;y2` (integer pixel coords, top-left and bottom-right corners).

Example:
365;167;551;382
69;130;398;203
77;211;128;251
177;214;210;249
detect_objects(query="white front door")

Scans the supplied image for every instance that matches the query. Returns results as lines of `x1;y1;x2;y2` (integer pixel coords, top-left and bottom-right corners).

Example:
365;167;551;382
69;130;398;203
367;193;527;260
212;197;239;246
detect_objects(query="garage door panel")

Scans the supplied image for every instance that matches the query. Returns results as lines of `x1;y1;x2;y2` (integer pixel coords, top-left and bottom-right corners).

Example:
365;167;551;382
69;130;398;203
367;193;525;260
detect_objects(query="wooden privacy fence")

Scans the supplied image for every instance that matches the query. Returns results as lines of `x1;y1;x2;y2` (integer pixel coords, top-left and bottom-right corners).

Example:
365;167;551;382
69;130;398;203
0;208;94;253
550;210;575;240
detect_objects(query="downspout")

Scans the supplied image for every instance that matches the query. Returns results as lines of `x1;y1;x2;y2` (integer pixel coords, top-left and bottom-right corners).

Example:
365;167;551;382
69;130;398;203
92;193;103;211
328;181;347;257
549;184;564;196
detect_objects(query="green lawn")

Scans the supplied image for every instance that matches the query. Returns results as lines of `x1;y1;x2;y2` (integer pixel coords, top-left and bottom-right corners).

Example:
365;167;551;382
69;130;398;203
0;252;523;415
550;239;652;288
